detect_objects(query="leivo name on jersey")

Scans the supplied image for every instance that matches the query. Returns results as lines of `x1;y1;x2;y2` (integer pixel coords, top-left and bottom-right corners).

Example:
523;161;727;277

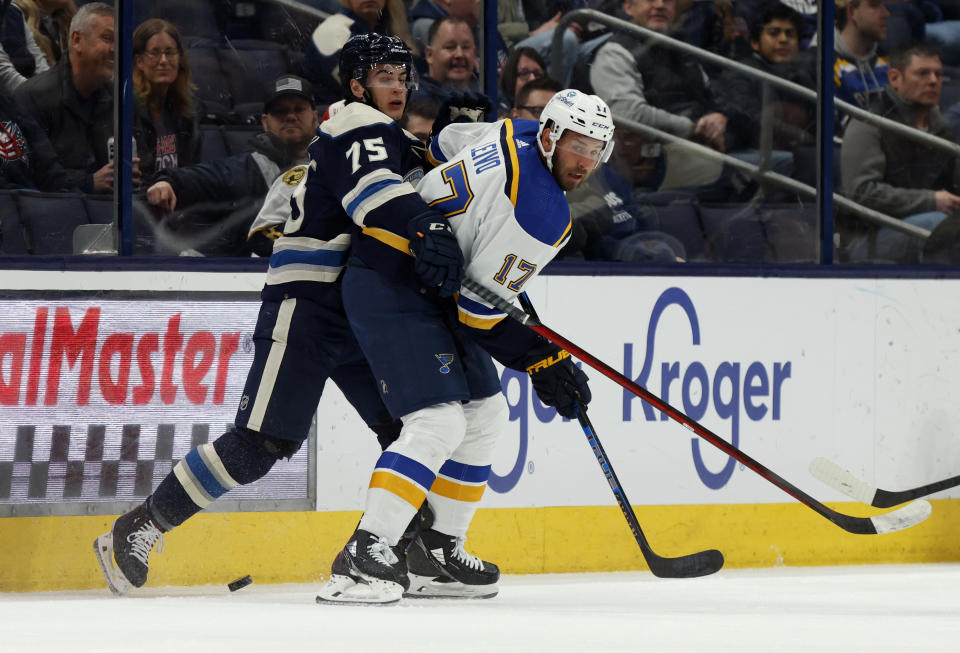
0;306;243;407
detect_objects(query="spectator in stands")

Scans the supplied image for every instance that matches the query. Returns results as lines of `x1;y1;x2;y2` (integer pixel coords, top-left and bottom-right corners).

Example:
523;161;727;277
510;75;562;120
497;46;546;116
143;74;320;256
833;0;890;109
15;0;74;66
0;93;72;191
561;123;686;263
14;1;118;193
0;0;50;93
841;42;960;264
401;97;437;143
409;0;476;54
714;3;815;164
412;16;479;105
132;18;200;180
303;0;415;105
587;0;729;153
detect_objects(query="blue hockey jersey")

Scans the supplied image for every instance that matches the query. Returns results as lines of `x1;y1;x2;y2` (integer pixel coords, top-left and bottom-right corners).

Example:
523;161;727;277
261;102;430;302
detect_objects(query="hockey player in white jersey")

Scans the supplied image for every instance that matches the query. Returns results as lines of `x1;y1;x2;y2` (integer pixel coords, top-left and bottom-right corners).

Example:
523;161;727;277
317;89;615;605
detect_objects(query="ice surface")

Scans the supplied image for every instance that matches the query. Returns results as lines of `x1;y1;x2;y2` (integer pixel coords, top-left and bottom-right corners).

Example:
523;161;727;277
2;565;958;652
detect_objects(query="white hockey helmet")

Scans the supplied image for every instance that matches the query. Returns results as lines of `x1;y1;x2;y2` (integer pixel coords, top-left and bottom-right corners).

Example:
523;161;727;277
537;89;615;171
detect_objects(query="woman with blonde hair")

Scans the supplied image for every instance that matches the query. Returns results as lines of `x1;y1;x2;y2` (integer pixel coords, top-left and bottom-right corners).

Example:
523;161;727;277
132;18;201;180
14;0;74;65
303;0;416;105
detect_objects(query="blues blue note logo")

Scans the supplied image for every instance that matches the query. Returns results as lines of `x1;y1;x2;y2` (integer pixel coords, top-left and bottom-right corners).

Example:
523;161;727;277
435;354;455;374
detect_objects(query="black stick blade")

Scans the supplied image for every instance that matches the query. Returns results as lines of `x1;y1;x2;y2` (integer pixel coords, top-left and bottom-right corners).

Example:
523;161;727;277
647;548;725;579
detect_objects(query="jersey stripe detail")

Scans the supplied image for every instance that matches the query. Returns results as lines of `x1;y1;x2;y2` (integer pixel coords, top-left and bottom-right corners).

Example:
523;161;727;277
438;460;491;483
457;294;507;329
429;476;486;502
369;471;427;507
265;234;352;286
428;135;446;166
320;102;393;137
376;451;436;489
500;120;520;206
551;217;572;248
368;451;436;508
361;226;412;255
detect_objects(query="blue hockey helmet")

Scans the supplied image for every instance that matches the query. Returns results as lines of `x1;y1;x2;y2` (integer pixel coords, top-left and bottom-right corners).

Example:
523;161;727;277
339;33;418;104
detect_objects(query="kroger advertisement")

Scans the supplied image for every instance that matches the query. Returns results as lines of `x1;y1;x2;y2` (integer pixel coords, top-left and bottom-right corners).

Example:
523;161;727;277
317;274;960;511
3;273;960;516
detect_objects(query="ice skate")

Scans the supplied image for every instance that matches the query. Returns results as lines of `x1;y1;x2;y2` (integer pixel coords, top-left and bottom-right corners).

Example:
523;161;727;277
405;528;499;599
316;529;409;605
93;503;165;596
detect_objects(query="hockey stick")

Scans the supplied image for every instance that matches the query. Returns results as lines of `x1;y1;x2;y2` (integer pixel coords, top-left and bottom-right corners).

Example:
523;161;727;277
518;293;723;578
810;457;960;508
574;401;724;578
464;278;931;535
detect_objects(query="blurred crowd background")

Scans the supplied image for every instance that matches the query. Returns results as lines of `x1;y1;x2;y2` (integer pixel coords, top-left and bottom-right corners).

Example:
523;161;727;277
3;0;960;265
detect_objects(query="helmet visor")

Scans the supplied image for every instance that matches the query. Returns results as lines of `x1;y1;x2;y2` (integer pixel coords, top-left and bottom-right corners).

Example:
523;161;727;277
364;62;419;91
553;133;612;167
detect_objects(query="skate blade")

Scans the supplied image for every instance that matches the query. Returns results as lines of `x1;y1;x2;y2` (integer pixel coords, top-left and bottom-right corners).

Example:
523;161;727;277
405;573;498;600
93;533;132;597
315;574;404;606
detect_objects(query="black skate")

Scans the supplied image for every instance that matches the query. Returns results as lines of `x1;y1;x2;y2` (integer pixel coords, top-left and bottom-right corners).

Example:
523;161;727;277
316;529;409;605
405;528;499;599
93;503;165;596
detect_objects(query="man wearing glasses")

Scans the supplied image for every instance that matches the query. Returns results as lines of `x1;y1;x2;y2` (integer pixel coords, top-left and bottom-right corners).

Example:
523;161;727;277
510;76;562;121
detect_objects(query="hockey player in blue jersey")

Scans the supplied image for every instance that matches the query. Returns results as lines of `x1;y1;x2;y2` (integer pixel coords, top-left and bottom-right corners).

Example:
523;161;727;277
93;33;455;596
317;89;616;604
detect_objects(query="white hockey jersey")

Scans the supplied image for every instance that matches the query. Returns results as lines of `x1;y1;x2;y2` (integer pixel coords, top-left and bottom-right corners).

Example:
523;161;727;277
420;118;572;367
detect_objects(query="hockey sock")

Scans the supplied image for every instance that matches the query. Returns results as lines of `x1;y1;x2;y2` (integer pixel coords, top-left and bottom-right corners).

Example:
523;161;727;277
148;426;282;529
360;402;466;543
428;395;506;536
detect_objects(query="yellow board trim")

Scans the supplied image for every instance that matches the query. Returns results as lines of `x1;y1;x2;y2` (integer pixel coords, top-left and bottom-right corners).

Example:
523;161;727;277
369;470;426;508
4;500;960;592
361;226;411;255
430;477;486;502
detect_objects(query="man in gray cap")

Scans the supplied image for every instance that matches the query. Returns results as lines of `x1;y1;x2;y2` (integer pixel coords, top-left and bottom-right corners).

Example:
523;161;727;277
142;74;320;255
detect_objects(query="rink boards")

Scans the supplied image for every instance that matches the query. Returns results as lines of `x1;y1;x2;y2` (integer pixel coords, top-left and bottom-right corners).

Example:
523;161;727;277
1;268;960;591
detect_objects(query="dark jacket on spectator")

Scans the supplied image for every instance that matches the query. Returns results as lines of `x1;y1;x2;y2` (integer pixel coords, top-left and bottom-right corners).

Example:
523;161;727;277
0;3;44;86
587;31;723;139
714;51;816;152
841;85;960;219
0;94;72;191
154;132;307;208
149;132;311;256
13;58;112;193
133;95;202;182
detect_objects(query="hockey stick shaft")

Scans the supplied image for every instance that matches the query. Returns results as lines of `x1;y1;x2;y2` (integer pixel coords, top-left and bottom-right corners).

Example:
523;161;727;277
574;402;723;578
810;457;960;508
463;278;931;535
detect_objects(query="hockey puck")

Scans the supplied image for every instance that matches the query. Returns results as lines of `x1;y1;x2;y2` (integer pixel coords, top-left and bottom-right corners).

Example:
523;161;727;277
227;575;253;592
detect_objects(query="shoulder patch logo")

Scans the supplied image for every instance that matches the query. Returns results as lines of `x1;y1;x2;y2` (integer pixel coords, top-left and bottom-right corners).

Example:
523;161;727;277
514;139;529;149
282;166;307;186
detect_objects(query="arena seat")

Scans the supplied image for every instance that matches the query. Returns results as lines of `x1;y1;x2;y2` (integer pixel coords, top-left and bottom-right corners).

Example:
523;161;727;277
221;125;264;156
0;190;29;254
199;125;229;162
17;192;89;255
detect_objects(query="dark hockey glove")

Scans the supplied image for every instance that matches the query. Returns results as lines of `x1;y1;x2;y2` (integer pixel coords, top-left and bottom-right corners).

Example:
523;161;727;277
431;91;494;140
524;343;591;419
407;211;464;297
